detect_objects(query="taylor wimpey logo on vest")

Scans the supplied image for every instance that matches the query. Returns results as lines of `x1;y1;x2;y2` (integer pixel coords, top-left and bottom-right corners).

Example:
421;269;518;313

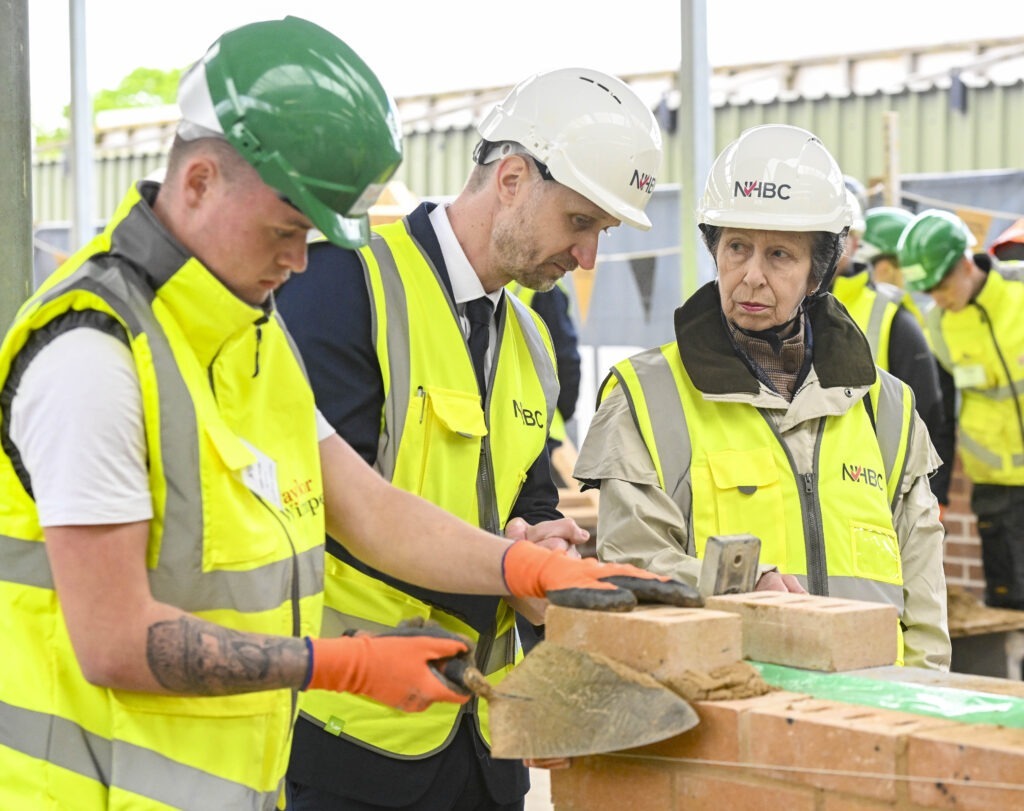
734;181;792;200
631;169;656;194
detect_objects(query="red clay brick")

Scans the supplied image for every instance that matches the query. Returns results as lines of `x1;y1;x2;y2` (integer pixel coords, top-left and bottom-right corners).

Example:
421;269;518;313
672;766;817;811
544;605;742;681
908;723;1024;810
550;755;676;810
746;698;955;801
627;691;810;764
704;592;898;671
823;793;931;811
945;541;980;559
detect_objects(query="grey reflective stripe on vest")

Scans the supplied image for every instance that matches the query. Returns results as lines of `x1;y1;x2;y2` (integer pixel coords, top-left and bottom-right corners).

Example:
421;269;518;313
925;307;953;371
863;293;892;360
504;293;559;421
958;431;1024;468
0;700;278;810
363;232;558;479
363;233;415;479
614;349;696;554
793;574;905;613
962;381;1024;401
873;370;913;508
0;534;54;589
4;253;318;612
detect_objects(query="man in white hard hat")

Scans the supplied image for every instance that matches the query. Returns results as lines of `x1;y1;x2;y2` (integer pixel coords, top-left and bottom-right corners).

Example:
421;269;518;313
276;67;676;810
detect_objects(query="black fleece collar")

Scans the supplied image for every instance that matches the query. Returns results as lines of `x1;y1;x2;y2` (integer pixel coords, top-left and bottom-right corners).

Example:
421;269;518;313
673;281;877;395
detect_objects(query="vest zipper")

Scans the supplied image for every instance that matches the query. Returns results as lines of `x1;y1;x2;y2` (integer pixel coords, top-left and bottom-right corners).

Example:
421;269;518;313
758;410;828;594
802;420;829;595
252;313;270;378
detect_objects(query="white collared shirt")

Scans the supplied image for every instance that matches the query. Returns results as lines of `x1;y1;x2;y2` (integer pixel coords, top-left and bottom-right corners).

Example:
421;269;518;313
428;203;502;376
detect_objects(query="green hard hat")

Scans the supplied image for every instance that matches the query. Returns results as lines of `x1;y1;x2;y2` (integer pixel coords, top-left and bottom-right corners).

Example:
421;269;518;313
861;206;913;259
177;16;403;248
898;209;971;292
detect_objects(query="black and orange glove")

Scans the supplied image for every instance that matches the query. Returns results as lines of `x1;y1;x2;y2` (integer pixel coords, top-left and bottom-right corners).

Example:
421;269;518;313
501;540;703;611
304;621;473;712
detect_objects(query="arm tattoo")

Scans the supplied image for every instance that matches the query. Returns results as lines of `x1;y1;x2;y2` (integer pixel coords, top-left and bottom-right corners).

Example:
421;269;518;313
146;616;308;695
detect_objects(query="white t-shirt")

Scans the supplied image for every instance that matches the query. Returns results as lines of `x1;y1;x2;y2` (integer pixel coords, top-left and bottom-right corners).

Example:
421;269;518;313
10;328;334;527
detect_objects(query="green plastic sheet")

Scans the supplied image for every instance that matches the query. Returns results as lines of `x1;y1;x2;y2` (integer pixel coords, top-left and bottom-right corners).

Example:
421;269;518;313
753;662;1024;728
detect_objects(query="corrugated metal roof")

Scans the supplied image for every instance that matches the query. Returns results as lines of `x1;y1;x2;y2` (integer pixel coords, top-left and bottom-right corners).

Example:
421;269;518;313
31;36;1024;224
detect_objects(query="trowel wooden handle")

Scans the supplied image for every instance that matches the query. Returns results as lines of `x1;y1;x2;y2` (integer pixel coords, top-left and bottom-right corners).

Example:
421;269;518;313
434;655;496;700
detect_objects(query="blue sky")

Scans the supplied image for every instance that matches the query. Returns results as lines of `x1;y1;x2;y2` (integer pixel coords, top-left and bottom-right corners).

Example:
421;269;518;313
27;0;1019;129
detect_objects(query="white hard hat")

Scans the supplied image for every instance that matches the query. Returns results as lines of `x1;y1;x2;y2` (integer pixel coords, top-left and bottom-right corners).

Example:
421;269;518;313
475;68;663;230
845;189;866;234
697;124;851;234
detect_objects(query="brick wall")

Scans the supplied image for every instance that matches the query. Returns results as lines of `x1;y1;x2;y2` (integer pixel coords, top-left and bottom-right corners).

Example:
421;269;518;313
942;456;985;599
543;603;1024;810
551;693;1024;810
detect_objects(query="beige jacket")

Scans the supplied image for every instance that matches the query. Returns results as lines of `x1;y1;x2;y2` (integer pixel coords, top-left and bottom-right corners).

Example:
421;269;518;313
575;286;951;671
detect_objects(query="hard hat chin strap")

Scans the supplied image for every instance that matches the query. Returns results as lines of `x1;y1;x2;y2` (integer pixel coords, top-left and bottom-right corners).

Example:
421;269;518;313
807;231;847;299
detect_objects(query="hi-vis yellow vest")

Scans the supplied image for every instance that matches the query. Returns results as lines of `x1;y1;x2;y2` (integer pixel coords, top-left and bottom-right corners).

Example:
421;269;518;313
832;273;901;371
507;281;570;442
0;184;325;810
604;343;913;659
925;270;1024;485
299;221;558;758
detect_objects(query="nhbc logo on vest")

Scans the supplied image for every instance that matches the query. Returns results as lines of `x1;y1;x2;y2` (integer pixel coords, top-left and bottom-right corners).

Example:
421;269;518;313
512;399;545;429
734;181;792;200
841;463;886;491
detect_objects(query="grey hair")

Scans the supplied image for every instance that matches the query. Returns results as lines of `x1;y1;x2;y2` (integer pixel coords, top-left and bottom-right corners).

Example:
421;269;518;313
699;225;847;290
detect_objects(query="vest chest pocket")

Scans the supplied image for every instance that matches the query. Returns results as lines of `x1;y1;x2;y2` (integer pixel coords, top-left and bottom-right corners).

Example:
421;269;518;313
202;421;280;566
850;521;902;586
696;448;787;567
398;386;487;519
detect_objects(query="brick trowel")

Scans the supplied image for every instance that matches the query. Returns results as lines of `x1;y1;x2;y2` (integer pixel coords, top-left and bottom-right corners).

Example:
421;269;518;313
437;641;699;759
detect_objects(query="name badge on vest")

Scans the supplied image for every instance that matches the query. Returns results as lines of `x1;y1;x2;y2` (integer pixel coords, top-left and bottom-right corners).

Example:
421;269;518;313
952;364;987;389
240;439;283;508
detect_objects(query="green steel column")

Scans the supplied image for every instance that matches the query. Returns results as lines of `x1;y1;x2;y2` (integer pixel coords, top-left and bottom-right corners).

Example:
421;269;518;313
0;0;34;332
678;0;714;300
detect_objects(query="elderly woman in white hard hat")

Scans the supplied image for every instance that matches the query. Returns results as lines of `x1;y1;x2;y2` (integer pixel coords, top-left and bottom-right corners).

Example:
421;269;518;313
575;124;951;671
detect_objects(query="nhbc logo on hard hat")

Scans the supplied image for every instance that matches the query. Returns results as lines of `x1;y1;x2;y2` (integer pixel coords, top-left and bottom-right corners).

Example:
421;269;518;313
631;170;656;195
734;181;792;200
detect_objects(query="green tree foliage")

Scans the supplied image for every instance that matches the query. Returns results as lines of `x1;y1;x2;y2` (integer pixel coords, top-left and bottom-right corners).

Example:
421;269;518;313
91;66;183;114
35;66;182;152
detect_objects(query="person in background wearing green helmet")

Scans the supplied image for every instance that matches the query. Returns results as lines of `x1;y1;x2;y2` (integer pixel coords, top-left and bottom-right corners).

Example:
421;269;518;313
0;20;697;810
831;193;954;514
862;206;914;290
576;124;951;672
274;67;674;811
902;209;1024;611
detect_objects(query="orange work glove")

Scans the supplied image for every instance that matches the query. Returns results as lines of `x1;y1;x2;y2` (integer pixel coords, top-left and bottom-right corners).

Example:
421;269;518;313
304;626;472;712
501;540;703;611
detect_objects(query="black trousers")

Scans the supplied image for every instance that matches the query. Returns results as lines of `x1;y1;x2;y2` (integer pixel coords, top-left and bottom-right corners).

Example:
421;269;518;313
973;483;1024;609
285;716;526;811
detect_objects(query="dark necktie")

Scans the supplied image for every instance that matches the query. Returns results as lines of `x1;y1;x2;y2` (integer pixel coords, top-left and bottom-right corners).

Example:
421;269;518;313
465;296;493;394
